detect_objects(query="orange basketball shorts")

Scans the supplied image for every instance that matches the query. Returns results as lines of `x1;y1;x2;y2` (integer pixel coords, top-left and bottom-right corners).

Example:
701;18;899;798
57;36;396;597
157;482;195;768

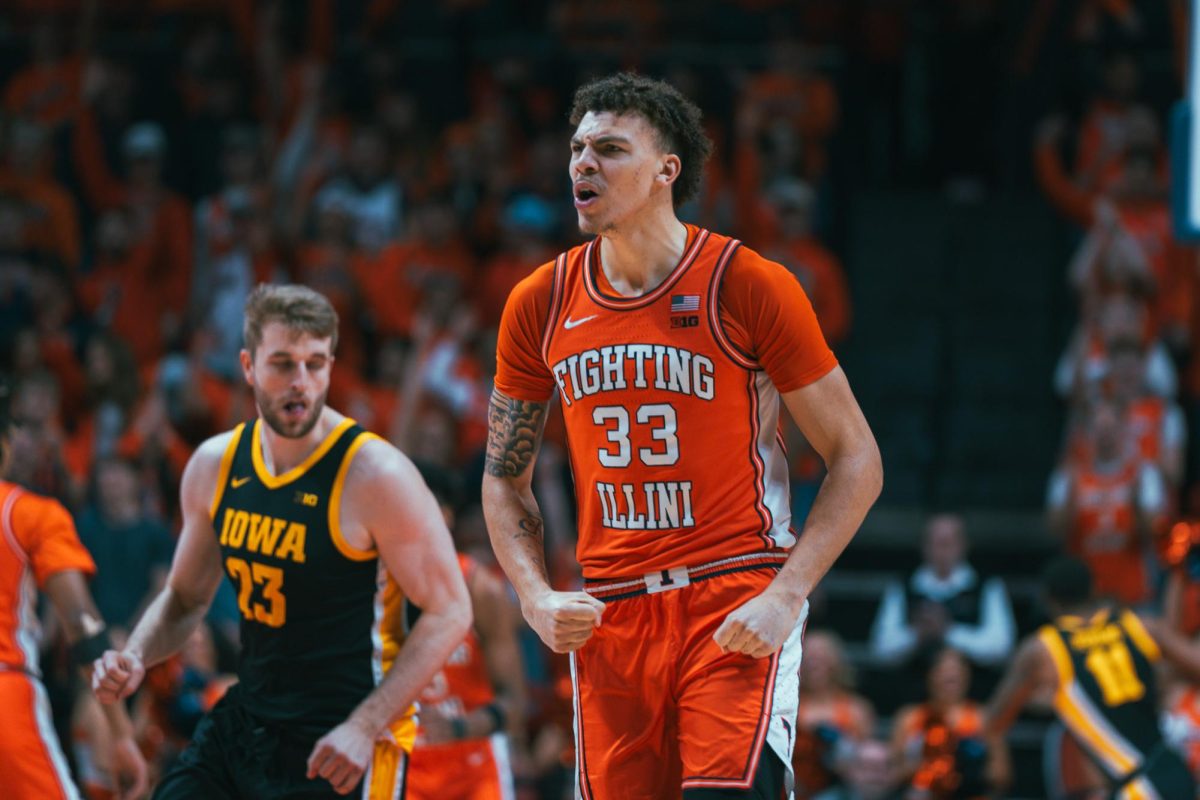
0;670;82;799
572;553;806;799
406;734;515;800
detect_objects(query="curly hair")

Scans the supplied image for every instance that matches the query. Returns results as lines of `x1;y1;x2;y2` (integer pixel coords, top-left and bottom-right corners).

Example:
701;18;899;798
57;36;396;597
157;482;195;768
569;72;712;209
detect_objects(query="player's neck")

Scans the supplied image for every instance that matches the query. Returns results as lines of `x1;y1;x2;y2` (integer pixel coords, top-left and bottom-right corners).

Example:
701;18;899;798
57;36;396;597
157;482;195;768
596;210;688;298
257;408;343;475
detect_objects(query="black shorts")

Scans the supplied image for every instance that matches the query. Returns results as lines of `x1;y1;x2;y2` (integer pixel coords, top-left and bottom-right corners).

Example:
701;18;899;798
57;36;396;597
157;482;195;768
153;688;407;800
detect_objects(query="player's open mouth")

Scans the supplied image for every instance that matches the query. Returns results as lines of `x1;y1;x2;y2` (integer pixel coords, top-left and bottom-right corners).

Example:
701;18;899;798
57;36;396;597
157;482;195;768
282;400;307;419
574;183;600;209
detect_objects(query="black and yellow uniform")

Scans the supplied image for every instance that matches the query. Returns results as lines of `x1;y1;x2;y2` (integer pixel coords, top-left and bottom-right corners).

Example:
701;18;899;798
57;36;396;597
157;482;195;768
155;418;413;800
1038;607;1196;800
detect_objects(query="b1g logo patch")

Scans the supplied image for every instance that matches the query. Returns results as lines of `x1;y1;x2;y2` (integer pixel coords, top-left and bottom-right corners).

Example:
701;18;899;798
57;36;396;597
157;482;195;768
294;491;319;507
669;294;700;329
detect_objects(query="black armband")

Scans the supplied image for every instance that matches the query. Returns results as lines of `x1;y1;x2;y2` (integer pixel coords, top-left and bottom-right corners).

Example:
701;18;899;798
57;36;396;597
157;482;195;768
481;702;507;733
450;716;468;741
70;629;112;667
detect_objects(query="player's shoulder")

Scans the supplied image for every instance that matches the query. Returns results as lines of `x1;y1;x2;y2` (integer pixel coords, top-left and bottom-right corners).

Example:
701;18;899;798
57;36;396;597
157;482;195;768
508;257;560;303
188;426;245;473
724;241;794;280
1024;627;1058;662
343;433;419;492
181;425;248;504
4;481;72;527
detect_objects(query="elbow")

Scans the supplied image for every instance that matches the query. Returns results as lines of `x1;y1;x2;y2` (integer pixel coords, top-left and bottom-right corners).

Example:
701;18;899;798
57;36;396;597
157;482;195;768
450;587;474;641
859;437;884;503
828;434;883;502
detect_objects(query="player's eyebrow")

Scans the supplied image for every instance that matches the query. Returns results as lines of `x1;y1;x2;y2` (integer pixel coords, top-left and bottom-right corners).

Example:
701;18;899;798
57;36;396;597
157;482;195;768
268;351;328;361
570;134;633;148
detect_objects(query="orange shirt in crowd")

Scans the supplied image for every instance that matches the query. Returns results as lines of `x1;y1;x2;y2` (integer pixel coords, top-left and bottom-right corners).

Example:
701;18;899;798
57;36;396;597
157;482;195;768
897;703;985;800
354;240;474;339
1068;461;1153;605
781;238;852;346
76;246;166;368
0;170;82;270
3;55;82;128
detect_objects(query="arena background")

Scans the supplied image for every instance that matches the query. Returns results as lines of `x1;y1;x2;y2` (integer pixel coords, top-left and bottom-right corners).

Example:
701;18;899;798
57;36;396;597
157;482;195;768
0;1;1195;798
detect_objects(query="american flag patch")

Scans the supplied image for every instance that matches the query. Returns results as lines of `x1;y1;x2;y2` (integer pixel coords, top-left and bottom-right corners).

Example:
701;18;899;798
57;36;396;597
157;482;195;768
670;294;700;313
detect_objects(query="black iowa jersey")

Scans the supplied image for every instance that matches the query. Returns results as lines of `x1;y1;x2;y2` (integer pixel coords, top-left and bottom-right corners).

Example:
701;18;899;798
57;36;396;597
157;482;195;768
1039;607;1163;786
209;418;415;745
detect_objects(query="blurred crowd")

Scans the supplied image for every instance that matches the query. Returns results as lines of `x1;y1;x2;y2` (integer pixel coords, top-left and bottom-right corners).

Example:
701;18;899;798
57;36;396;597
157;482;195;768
1;1;1199;799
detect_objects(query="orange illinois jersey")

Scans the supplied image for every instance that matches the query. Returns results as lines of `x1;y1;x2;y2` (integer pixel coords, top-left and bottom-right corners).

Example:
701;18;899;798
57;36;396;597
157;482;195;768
1068;464;1149;605
1127;398;1165;463
417;554;496;723
0;480;96;675
535;229;828;578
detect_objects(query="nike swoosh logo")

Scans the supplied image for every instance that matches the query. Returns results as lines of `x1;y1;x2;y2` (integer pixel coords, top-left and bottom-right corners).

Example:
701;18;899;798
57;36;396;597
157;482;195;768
563;315;598;330
231;476;252;489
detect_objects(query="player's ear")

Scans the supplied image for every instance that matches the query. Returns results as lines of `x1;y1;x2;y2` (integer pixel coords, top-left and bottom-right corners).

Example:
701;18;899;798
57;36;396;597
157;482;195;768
658;154;681;188
240;349;254;384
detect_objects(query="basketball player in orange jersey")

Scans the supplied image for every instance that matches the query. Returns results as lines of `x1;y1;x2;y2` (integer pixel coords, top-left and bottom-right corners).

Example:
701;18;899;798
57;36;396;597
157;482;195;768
91;285;471;798
407;465;525;800
483;73;882;798
0;382;148;799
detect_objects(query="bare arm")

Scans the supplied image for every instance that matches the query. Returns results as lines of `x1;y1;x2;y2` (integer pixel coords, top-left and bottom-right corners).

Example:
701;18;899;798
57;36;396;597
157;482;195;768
983;637;1048;794
482;389;551;598
43;571;148;799
773;367;881;607
715;367;882;657
126;441;226;668
346;441;472;735
984;636;1048;738
94;435;227;702
1144;616;1200;684
473;569;527;739
307;439;472;793
482;389;604;653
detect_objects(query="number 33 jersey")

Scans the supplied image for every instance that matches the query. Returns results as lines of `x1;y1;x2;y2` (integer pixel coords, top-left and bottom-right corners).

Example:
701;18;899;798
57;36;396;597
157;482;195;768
496;226;838;579
209;418;416;747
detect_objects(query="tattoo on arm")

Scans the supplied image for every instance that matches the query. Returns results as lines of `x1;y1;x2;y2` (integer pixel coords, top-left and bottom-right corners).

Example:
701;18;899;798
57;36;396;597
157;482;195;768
485;391;547;478
516;514;544;540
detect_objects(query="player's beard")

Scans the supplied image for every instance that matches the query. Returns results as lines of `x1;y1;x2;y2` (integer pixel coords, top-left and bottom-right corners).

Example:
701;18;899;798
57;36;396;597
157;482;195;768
256;386;327;439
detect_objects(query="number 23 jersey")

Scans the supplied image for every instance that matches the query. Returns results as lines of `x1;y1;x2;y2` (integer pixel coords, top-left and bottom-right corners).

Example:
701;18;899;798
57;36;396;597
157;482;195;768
496;226;837;579
209;418;416;747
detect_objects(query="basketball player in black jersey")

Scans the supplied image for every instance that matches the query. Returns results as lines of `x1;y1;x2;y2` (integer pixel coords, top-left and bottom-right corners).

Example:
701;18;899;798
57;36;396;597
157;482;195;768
92;284;472;798
986;557;1200;799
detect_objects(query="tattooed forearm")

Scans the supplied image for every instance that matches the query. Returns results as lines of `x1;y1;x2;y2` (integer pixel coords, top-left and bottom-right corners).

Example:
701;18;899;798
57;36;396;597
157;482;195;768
485;390;547;478
516;514;544;540
514;513;548;576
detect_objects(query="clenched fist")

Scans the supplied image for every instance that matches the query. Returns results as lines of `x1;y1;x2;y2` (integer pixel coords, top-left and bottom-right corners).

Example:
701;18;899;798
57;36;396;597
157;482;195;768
92;650;146;704
522;590;605;653
713;590;804;659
